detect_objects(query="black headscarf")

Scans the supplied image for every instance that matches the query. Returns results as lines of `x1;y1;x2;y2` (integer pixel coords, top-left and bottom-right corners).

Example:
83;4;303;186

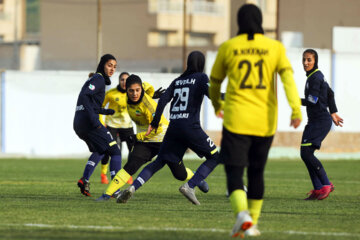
126;74;145;105
303;49;319;76
96;54;116;85
179;51;205;78
117;71;130;93
237;4;264;40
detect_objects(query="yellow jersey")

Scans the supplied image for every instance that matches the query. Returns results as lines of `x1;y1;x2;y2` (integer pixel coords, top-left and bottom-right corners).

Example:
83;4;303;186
100;82;155;128
210;34;301;137
127;93;169;142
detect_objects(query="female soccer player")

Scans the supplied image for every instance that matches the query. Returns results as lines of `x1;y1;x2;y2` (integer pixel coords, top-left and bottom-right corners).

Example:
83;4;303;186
98;72;161;184
301;49;343;200
209;4;302;237
73;54;122;197
116;51;217;205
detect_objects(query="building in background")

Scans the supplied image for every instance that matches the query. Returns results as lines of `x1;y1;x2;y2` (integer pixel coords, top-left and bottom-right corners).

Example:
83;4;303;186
1;0;360;72
0;0;40;70
278;0;360;49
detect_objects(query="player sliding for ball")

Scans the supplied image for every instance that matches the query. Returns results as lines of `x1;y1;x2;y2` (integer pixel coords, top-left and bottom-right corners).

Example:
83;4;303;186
117;51;222;205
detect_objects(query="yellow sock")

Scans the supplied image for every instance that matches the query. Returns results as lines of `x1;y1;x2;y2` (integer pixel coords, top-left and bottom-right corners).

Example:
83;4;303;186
229;189;248;216
248;199;263;225
101;162;109;175
105;169;130;196
185;168;194;180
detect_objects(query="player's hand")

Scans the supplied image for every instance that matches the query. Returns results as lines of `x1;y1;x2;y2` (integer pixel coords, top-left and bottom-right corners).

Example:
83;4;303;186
290;118;301;129
152;87;166;99
146;125;157;136
331;113;343;127
104;109;115;115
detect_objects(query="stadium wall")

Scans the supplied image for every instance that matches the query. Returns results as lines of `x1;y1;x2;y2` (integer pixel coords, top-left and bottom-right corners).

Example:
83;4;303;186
1;49;359;157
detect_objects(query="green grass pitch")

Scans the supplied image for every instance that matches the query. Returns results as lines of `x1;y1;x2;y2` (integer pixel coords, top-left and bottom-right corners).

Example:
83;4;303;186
0;158;359;240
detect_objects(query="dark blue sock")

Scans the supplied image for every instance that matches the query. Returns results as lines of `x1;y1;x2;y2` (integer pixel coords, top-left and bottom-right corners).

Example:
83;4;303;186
133;158;165;190
109;154;122;180
83;152;103;180
303;160;322;190
301;146;330;189
317;167;330;186
188;156;219;188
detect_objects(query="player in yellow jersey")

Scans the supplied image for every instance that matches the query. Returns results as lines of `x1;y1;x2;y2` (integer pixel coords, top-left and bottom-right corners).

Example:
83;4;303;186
99;72;165;184
209;4;302;238
96;74;194;201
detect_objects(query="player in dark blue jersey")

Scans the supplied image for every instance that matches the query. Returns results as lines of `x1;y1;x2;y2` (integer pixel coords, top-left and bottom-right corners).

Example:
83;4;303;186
73;54;122;197
301;49;343;200
117;51;221;205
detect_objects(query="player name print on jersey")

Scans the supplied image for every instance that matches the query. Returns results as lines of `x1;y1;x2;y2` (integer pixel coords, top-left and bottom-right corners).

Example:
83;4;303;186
233;47;269;56
170;113;189;120
175;78;196;86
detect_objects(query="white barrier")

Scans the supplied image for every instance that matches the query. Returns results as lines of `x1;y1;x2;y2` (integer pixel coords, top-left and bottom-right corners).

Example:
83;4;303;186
2;48;359;156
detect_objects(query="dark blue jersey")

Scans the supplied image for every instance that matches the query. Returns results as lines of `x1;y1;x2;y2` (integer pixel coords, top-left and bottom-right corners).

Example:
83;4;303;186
151;72;209;128
74;73;106;132
302;70;331;121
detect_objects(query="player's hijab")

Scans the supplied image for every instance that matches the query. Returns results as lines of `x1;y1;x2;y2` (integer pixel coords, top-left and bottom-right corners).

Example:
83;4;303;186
303;49;319;76
96;54;116;85
117;72;129;93
237;4;264;40
179;51;205;78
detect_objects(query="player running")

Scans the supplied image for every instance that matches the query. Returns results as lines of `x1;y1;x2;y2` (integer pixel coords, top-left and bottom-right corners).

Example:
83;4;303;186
73;54;122;197
300;49;343;200
116;51;219;205
209;4;302;237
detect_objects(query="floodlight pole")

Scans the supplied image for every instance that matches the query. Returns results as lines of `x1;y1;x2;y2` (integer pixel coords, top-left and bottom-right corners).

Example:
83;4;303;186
182;0;187;71
276;0;280;40
97;0;103;62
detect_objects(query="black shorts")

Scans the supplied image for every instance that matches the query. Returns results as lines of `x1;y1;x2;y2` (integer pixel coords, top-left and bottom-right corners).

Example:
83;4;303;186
107;126;134;142
157;126;217;163
301;118;332;149
129;142;162;162
107;126;134;151
76;125;117;154
220;127;273;167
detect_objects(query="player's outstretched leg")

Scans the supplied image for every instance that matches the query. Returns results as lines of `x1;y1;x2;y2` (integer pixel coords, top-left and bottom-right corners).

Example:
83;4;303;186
78;152;103;196
187;152;219;193
117;158;166;203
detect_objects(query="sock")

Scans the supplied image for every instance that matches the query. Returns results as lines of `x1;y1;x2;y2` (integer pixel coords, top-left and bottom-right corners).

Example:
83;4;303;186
105;168;130;196
82;153;103;180
185;168;194;180
133;158;165;190
109;155;122;180
248;199;263;225
229;189;248;216
188;157;218;188
317;167;331;186
101;162;109;175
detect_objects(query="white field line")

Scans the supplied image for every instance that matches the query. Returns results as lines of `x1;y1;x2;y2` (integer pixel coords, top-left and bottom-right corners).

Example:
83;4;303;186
1;223;359;238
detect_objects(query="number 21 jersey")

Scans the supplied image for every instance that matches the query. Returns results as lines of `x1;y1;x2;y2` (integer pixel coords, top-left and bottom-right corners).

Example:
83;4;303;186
210;33;301;137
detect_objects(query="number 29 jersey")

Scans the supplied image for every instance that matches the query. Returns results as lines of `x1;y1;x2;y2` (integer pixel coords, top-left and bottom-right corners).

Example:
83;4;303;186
210;33;301;137
152;72;209;129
